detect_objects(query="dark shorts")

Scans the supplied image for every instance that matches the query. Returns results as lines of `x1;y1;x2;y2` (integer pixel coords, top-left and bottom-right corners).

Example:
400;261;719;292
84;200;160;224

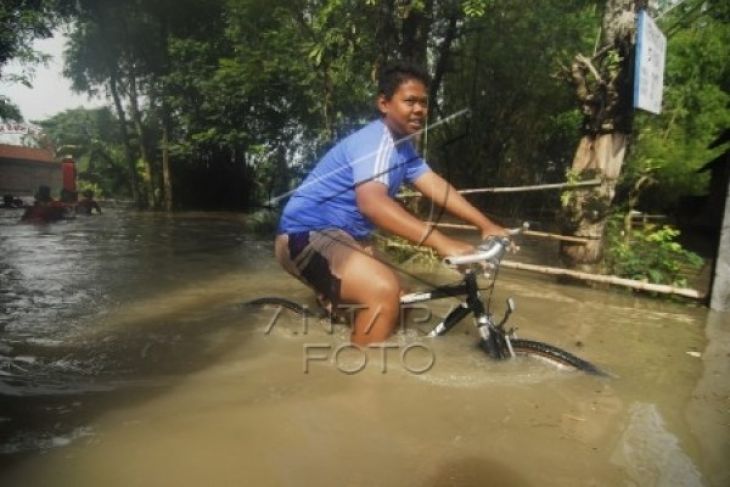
274;229;373;308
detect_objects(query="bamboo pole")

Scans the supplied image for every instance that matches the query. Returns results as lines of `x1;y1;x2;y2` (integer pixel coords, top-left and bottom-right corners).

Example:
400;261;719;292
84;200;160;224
522;229;594;244
500;260;705;300
460;179;602;195
399;179;602;198
425;222;592;245
381;240;704;300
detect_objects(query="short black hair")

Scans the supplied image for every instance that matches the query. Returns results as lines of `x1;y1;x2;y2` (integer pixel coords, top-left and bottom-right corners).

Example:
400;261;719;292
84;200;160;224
378;61;430;99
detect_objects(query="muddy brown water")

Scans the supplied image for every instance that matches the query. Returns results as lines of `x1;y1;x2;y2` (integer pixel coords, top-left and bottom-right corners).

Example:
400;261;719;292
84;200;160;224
0;209;728;486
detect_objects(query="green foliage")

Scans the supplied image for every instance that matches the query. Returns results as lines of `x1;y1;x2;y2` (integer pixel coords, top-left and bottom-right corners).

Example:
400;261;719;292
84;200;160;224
462;0;490;18
160;0;379;205
37;107;133;197
376;234;438;265
622;0;730;212
243;209;281;236
0;0;73;119
431;0;600;217
76;179;104;198
2;0;724;220
605;215;703;287
0;0;59;67
560;168;584;207
0;97;22;121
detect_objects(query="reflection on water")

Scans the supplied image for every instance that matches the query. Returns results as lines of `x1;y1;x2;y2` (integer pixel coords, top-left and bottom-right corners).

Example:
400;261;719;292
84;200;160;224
0;209;728;486
611;402;702;486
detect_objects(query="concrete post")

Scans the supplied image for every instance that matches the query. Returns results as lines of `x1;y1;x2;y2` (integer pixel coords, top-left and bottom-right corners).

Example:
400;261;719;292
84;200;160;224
710;176;730;311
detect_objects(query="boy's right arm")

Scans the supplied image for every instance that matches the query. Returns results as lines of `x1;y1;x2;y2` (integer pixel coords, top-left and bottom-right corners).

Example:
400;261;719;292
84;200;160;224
356;181;473;257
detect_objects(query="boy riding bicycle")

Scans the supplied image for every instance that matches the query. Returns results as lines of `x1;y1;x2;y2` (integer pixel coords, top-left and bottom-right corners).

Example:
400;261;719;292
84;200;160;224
275;61;506;345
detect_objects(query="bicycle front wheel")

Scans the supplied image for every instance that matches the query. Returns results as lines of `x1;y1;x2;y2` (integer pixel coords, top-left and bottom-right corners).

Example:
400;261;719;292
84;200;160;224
508;338;606;376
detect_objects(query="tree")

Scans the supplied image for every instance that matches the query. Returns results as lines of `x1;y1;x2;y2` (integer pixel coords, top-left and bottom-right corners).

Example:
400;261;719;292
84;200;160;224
428;0;599;218
64;0;230;209
559;0;730;272
52;0;724;223
64;3;144;204
626;0;730;212
558;0;649;272
0;0;66;119
37;107;131;196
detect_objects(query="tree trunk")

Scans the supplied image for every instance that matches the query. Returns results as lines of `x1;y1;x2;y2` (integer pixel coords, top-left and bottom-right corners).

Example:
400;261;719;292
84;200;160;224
321;60;333;141
429;10;458;118
109;71;140;206
375;0;398;68
400;0;431;66
128;73;157;208
156;11;173;211
559;0;647;271
560;133;627;270
161;118;173;211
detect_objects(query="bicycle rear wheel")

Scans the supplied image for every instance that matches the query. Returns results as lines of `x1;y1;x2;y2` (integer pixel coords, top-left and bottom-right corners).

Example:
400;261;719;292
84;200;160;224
245;296;308;313
244;296;330;317
507;338;606;376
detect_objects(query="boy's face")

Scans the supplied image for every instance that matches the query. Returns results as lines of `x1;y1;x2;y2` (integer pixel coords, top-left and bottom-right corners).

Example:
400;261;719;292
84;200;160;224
378;78;428;138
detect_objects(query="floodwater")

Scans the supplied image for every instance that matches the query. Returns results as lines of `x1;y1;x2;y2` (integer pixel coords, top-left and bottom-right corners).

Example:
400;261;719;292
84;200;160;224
0;209;728;486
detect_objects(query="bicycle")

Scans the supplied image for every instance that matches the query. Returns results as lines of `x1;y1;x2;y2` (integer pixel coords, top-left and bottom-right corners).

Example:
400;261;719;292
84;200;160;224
247;226;606;376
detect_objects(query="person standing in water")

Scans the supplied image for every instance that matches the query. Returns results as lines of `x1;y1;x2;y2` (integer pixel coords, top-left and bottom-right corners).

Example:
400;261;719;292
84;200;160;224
76;190;102;215
21;185;67;223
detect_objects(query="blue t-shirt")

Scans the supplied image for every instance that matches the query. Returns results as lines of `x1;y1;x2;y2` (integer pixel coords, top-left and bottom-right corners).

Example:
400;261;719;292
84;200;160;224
278;119;431;239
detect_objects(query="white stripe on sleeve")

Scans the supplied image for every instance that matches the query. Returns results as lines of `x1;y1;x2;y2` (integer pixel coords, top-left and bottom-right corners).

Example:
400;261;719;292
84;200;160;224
374;129;392;186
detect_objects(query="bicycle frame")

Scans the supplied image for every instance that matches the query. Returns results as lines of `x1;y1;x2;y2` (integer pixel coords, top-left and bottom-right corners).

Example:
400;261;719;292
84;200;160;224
247;226;605;375
400;268;516;360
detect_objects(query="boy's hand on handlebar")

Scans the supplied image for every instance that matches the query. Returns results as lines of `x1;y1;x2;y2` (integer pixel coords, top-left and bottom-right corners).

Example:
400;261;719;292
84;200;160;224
481;235;519;255
481;222;528;254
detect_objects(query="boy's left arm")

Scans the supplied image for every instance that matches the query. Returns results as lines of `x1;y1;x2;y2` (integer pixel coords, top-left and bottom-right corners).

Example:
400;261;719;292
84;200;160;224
412;171;506;239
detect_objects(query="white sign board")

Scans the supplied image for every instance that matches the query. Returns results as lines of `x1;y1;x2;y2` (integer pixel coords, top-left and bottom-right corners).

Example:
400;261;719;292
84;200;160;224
0;122;44;146
0;122;41;136
633;10;666;114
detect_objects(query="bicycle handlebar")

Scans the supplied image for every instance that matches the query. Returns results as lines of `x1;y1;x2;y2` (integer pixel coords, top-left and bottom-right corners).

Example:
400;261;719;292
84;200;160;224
443;223;528;266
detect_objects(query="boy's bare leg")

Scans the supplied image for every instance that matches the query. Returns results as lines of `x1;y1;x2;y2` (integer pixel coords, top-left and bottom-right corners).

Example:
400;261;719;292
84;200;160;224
338;251;401;346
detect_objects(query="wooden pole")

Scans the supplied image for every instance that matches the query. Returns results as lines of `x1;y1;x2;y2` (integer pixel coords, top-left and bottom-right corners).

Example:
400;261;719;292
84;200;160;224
381;239;704;300
500;260;704;300
459;179;602;195
398;179;602;198
425;222;592;245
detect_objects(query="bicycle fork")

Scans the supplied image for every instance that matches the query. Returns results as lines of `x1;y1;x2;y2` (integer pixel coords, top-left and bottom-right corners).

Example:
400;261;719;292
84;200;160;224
426;271;517;360
428;304;508;360
479;296;519;360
